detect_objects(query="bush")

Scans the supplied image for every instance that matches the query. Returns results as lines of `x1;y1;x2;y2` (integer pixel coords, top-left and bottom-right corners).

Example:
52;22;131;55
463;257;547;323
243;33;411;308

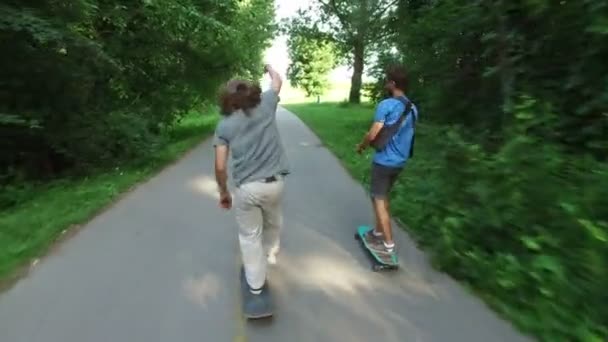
396;98;608;341
289;101;608;341
368;2;608;335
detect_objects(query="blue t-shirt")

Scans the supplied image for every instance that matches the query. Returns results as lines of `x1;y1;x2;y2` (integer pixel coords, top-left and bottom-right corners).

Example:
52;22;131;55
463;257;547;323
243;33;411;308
372;96;418;168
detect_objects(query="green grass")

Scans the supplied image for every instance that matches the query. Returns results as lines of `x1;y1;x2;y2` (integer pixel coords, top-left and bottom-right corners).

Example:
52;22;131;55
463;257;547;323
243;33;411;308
285;102;441;225
285;100;491;295
0;111;218;284
285;102;377;176
286;101;517;322
285;102;445;258
280;81;370;104
287;102;608;341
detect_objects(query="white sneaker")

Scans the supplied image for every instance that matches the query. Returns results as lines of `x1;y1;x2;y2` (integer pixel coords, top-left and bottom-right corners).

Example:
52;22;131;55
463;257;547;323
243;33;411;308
267;252;278;265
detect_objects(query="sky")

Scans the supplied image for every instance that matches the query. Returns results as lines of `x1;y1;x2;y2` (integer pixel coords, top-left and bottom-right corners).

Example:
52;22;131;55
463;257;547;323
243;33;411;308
263;0;353;83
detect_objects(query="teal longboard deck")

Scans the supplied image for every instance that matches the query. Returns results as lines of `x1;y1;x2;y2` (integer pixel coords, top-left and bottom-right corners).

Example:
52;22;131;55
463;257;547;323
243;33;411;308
354;226;399;272
240;267;273;320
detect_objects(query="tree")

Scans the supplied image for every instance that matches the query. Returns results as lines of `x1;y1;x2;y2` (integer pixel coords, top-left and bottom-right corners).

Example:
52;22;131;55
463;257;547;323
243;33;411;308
285;0;399;103
367;1;608;340
0;0;275;181
388;0;608;153
287;34;336;100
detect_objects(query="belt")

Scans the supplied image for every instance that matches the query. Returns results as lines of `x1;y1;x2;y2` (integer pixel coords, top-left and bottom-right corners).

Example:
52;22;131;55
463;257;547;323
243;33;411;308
262;175;279;183
260;171;288;183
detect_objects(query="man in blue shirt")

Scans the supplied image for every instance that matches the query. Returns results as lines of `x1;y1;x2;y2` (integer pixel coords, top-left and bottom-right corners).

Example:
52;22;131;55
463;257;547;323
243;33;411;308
356;65;418;257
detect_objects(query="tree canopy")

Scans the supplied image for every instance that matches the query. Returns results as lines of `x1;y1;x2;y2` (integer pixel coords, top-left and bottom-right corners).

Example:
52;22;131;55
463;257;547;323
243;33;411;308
358;1;608;340
285;0;399;103
393;0;607;155
1;0;275;182
287;34;337;98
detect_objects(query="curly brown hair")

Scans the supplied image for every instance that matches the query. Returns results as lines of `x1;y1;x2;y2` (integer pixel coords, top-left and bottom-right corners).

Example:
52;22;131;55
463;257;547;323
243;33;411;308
218;79;262;116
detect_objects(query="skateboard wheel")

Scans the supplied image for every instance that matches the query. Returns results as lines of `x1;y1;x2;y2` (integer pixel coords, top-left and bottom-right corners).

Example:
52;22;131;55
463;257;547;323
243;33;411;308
372;264;383;272
354;233;361;240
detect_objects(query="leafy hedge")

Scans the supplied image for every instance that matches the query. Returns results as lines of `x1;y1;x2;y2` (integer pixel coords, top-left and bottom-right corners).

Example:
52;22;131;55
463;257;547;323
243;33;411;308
357;1;608;339
290;101;607;342
393;98;607;341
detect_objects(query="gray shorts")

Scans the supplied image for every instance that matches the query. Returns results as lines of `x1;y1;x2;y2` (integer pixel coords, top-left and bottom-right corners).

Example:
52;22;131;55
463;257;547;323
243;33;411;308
370;163;402;198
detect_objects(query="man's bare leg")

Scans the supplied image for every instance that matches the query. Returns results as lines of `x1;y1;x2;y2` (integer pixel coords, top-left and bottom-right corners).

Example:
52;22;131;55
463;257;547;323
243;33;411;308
382;198;394;244
372;197;395;250
373;199;384;237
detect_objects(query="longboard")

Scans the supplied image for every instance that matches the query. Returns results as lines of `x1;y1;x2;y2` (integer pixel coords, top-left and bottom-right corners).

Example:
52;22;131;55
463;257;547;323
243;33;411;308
354;226;399;272
240;266;273;319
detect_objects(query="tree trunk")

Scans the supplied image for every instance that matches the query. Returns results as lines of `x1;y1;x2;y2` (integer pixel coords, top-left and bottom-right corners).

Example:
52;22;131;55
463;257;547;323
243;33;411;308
349;41;365;104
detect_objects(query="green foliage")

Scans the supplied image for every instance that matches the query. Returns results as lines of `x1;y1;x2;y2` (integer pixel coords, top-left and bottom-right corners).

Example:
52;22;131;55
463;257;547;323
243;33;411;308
409;98;608;341
287;34;337;98
1;0;275;183
0;110;217;281
0;0;274;278
389;0;608;154
289;102;608;341
360;0;608;337
284;0;399;103
362;50;401;102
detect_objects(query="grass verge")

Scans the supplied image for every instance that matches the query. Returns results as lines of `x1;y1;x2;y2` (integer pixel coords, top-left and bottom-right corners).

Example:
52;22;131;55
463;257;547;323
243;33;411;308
287;102;608;341
285;102;442;223
0;111;218;286
285;102;520;328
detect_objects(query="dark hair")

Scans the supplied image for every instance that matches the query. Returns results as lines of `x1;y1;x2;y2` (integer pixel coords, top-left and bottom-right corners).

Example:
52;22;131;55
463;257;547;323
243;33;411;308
385;64;409;93
218;79;262;116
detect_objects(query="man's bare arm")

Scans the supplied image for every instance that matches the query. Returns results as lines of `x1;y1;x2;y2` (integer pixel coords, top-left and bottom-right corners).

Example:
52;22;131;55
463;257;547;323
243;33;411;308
358;122;385;150
214;145;229;194
265;64;282;94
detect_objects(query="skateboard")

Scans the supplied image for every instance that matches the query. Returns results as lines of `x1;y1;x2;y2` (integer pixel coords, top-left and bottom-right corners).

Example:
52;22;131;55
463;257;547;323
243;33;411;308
354;226;399;272
240;266;273;319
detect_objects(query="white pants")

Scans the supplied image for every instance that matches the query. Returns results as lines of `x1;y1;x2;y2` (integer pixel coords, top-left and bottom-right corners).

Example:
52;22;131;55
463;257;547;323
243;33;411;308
235;179;284;290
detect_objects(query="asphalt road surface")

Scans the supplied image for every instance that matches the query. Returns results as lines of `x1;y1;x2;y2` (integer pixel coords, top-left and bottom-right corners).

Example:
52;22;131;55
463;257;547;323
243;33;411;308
0;107;532;342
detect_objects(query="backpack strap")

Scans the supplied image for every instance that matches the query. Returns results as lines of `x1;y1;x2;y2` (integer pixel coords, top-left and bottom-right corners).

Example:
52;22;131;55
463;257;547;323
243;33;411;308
396;96;414;126
396;96;416;158
370;96;416;151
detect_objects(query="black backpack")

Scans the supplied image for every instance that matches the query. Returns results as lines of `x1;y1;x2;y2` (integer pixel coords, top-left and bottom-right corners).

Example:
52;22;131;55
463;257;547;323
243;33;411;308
370;96;416;158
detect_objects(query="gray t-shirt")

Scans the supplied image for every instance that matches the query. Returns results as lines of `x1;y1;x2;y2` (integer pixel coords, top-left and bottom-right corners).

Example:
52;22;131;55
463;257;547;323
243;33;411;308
212;89;290;186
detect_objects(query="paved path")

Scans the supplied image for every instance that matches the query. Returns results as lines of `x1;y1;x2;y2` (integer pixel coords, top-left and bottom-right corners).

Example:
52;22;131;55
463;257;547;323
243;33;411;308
0;108;532;342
